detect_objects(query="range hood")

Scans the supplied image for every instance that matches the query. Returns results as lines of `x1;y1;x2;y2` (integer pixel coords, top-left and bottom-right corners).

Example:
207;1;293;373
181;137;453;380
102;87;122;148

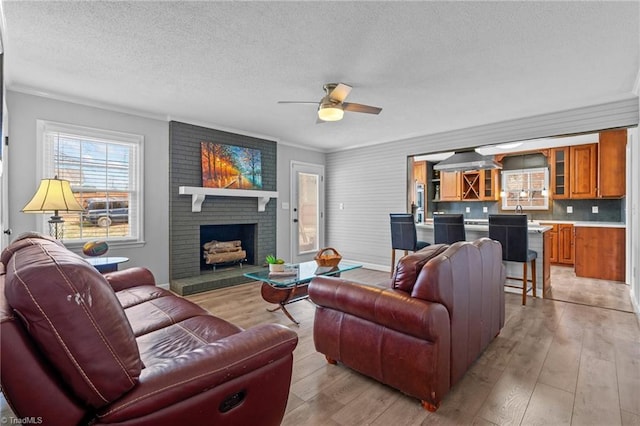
433;150;502;172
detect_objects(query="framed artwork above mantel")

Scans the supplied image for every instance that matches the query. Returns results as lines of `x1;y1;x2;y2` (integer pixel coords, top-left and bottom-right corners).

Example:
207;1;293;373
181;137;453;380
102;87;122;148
200;141;262;190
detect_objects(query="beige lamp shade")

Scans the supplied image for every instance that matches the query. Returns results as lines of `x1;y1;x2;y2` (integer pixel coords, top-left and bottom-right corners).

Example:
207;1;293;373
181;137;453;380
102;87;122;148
22;177;85;213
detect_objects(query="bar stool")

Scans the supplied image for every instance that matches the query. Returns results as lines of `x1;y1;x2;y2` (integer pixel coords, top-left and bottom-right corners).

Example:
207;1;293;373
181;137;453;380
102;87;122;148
434;214;466;244
390;213;429;277
488;214;537;305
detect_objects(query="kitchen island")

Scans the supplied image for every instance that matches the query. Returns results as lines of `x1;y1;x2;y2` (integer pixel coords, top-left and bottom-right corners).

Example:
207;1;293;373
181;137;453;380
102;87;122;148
417;219;552;298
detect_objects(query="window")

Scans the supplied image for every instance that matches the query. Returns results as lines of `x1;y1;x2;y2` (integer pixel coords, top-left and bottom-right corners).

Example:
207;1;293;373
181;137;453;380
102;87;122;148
501;167;549;211
38;120;143;244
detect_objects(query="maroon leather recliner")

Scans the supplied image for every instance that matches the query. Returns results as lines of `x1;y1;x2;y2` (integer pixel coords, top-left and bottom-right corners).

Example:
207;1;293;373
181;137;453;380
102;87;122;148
308;238;505;412
1;233;298;425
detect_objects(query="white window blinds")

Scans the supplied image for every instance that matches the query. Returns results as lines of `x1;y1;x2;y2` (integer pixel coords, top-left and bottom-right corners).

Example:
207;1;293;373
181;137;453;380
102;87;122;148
39;120;143;243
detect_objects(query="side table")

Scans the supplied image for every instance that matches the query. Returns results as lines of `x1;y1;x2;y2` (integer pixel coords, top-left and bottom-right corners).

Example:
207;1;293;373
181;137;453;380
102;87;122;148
85;256;129;273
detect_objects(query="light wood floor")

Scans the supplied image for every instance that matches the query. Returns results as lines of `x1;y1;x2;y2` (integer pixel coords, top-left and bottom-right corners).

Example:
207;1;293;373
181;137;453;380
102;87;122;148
546;265;634;312
2;268;639;425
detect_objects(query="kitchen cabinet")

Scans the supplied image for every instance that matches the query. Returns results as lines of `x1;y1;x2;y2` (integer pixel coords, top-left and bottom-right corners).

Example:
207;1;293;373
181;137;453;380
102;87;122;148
575;226;625;282
541;222;574;266
439;171;461;201
413;161;427;185
482;169;499;201
551;137;625;200
462;170;499;201
598;129;626;198
558;224;574;265
544;223;559;263
550;147;570;199
569;143;597;199
461;171;480;200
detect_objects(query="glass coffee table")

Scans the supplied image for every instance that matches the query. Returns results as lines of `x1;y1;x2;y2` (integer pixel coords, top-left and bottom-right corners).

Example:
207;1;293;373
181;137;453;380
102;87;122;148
244;260;362;325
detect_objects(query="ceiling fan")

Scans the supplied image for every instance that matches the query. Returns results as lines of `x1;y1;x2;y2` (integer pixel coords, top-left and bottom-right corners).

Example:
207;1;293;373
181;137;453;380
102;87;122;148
277;83;382;122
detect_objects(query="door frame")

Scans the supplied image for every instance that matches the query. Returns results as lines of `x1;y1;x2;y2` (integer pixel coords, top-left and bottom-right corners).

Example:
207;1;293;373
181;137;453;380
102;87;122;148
290;161;325;263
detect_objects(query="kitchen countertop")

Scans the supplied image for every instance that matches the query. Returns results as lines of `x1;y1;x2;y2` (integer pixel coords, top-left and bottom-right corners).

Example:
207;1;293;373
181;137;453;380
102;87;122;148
418;218;627;232
417;219;551;234
540;221;626;228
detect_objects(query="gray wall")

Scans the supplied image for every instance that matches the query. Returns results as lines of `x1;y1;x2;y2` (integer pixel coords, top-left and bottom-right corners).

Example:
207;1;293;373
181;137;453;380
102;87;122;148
6;91;170;283
5;91;325;283
168;121;277;280
326;98;639;270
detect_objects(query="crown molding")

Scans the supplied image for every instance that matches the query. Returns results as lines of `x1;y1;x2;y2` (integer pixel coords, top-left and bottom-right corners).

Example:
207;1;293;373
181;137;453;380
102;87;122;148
8;84;169;122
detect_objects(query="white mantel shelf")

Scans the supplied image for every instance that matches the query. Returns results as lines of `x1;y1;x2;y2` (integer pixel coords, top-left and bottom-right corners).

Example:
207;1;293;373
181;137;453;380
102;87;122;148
179;186;278;212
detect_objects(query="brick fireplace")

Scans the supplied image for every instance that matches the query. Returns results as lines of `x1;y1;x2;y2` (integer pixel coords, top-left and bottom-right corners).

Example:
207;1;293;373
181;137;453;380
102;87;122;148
169;121;277;295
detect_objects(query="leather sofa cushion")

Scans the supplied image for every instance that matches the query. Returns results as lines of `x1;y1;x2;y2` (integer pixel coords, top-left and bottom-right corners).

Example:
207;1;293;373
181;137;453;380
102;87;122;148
115;285;171;309
123;290;213;337
104;266;156;292
136;316;243;365
391;244;448;293
2;236;142;408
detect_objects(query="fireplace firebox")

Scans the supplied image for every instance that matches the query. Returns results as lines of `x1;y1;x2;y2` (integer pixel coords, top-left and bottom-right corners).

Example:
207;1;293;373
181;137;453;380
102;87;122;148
199;224;257;271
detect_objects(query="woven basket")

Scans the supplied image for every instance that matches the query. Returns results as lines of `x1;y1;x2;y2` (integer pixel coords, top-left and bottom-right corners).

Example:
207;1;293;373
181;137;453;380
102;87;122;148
314;247;342;267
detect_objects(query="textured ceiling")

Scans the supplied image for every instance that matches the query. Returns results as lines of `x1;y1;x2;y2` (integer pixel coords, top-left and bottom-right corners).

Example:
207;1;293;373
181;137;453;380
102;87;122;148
1;1;638;151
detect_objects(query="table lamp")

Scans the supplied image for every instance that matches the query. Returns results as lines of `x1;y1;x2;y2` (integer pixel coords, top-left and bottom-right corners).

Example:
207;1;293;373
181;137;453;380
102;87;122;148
22;176;85;239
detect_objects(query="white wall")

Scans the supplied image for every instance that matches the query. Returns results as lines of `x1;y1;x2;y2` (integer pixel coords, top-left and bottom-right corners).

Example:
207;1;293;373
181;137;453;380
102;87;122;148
629;127;639;315
7;91;171;283
326;98;639;271
630;78;640;314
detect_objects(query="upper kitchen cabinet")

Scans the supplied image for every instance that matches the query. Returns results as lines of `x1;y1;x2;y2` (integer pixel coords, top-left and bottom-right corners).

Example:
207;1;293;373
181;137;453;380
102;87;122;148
550;130;627;200
550;147;570;199
598;129;626;198
461;169;499;201
461;171;481;200
413;160;427;185
439;171;462;201
569;143;598;199
437;169;498;202
483;169;500;201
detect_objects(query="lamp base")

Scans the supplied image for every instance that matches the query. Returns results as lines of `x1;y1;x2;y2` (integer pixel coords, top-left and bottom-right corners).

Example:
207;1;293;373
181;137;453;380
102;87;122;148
48;215;65;240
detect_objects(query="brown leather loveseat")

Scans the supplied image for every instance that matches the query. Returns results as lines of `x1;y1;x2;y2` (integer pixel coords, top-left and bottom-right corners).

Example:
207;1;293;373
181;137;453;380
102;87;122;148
308;238;505;412
0;233;298;425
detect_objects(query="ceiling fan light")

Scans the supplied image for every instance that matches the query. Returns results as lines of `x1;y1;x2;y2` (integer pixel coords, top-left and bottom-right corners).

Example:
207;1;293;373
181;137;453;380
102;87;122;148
318;104;344;121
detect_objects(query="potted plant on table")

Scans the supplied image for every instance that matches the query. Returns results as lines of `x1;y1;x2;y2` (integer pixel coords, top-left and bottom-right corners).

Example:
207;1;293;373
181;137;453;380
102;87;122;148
266;255;286;272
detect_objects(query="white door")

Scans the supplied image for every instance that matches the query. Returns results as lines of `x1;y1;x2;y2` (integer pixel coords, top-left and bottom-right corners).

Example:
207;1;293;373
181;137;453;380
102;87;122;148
291;162;324;263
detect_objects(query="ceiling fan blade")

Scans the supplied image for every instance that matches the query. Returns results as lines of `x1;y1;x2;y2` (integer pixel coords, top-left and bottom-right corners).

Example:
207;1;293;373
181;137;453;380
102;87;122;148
277;101;319;105
328;83;352;102
343;102;382;114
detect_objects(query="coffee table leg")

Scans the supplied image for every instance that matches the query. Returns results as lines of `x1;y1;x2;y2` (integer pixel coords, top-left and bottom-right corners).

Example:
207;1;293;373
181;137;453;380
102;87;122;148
261;282;304;325
267;303;300;325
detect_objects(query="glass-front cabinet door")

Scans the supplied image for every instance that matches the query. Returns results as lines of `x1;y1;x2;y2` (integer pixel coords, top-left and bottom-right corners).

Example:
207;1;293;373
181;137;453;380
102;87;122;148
550;147;569;199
